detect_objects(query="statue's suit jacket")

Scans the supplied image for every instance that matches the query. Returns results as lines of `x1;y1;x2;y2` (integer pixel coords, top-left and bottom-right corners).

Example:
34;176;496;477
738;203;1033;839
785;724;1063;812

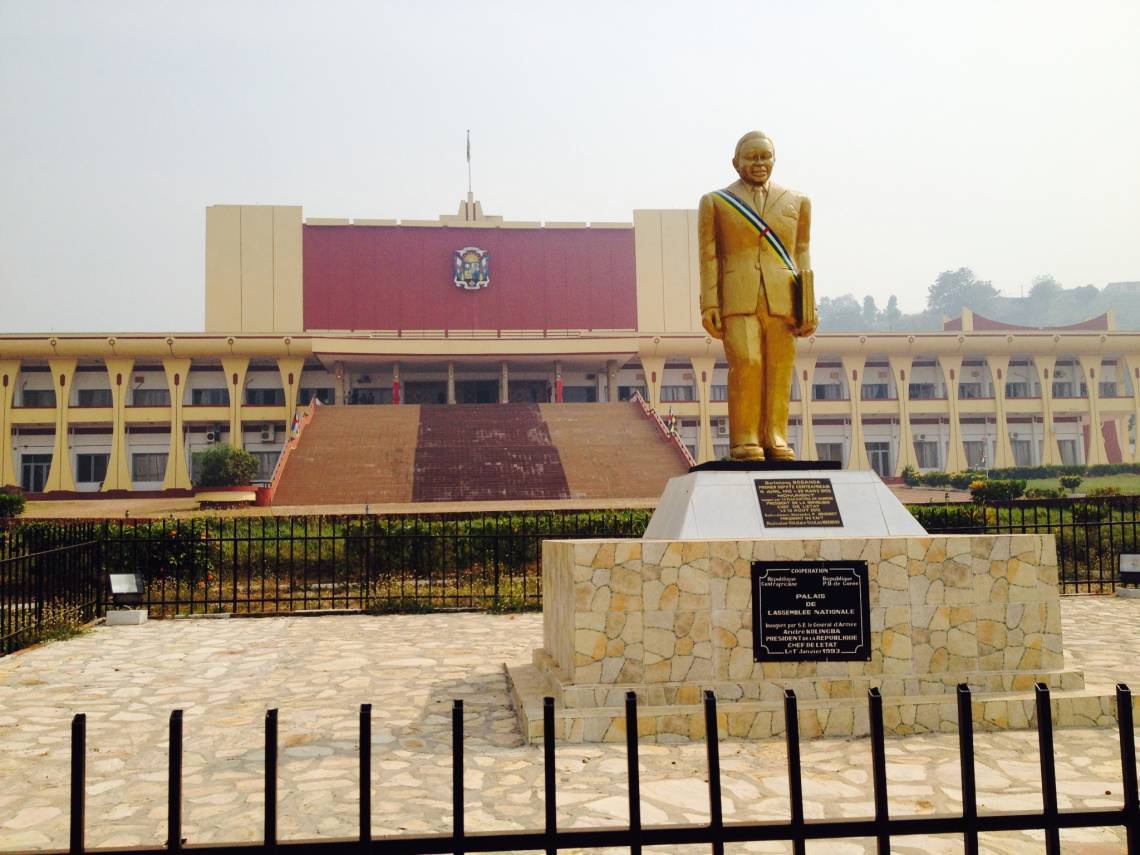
697;179;811;322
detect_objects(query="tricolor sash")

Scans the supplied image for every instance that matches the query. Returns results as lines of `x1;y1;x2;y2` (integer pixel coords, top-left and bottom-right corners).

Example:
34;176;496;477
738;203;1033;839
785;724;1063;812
713;189;799;276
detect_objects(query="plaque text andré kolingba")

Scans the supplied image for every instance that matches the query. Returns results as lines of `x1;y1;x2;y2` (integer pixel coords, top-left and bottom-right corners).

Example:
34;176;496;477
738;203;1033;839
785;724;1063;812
751;561;871;661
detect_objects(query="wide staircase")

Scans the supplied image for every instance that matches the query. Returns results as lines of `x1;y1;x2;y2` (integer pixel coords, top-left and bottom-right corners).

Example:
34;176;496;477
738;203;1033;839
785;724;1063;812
272;405;421;506
271;402;689;506
540;403;688;499
412;404;570;502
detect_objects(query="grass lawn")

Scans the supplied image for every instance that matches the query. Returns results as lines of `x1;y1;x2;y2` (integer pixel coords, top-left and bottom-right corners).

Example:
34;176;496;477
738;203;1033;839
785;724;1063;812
1025;473;1140;494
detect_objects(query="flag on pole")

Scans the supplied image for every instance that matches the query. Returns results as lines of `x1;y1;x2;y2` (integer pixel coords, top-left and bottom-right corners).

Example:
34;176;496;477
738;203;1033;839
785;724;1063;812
466;130;470;163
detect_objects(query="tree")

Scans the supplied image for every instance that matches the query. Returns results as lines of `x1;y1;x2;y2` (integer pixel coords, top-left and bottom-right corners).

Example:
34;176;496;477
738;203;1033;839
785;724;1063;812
818;295;865;331
926;268;999;318
862;295;879;327
1028;274;1063;302
883;295;902;329
191;444;259;488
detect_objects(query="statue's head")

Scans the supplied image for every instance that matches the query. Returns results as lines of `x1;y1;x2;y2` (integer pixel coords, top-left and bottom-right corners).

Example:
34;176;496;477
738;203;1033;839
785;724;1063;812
732;131;775;187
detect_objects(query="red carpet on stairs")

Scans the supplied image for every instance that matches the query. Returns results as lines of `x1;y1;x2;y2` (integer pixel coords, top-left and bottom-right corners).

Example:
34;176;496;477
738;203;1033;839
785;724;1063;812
411;404;571;502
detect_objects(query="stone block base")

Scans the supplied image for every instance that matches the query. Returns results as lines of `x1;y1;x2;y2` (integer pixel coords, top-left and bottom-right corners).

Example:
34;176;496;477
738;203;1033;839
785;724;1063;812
105;609;148;626
515;661;1121;747
521;533;1103;742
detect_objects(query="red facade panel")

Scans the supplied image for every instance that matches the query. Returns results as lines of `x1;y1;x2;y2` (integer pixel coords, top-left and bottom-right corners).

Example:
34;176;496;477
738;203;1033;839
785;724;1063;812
302;225;637;331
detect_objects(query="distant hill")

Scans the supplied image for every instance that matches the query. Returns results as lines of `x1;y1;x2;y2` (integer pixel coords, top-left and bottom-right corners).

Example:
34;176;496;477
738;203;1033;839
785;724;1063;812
817;276;1140;333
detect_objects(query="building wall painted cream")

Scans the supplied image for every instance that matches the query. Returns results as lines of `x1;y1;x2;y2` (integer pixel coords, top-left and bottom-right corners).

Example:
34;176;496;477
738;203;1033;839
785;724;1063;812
205;205;303;333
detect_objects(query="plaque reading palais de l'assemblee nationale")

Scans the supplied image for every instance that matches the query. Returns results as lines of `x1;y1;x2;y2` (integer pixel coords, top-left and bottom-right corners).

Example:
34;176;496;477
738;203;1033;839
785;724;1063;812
754;478;843;528
751;561;871;661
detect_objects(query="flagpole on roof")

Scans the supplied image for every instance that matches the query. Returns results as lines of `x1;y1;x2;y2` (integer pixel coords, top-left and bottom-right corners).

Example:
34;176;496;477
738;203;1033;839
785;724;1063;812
466;129;472;198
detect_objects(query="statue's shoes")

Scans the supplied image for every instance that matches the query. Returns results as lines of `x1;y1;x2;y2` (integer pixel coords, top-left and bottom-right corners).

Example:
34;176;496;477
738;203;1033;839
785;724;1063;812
764;444;796;460
731;444;765;461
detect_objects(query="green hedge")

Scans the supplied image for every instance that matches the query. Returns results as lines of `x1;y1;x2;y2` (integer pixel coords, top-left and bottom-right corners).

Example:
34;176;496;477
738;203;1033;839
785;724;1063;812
0;487;26;519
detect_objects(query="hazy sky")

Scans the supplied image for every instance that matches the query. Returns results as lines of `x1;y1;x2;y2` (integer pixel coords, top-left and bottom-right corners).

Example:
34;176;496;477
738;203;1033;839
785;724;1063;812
2;0;1138;332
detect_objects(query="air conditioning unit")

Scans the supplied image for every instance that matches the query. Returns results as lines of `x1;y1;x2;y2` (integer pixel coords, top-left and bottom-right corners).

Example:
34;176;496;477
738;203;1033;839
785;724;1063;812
205;425;224;443
260;425;275;443
716;422;729;436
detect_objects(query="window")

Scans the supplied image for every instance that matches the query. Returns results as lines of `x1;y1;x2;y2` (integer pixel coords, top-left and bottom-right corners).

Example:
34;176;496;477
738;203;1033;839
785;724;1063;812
1099;382;1119;398
618;385;647;401
76;389;113;407
76;453;109;484
958;383;983;399
812;384;844;401
132;388;170;406
861;383;890;400
713;443;729;459
908;383;938;399
1005;382;1030;399
191;388;229;406
710;385;728;402
963;441;986;469
1011;439;1034;467
300;387;334;405
1052;381;1074;398
20;389;55;407
1058;439;1079;466
914;441;940;469
659;385;694;402
562;386;597;403
20;454;52;492
245;388;285;406
250;450;281;482
865;441;890;476
132;453;168;483
816;442;843;462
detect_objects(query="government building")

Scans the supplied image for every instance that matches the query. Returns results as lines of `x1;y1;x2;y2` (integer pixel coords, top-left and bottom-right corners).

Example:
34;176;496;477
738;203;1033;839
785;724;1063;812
1;196;1136;498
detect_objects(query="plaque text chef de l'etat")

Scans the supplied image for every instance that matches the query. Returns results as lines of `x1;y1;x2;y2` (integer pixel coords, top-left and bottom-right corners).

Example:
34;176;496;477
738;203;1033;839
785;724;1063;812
754;478;843;528
751;561;871;661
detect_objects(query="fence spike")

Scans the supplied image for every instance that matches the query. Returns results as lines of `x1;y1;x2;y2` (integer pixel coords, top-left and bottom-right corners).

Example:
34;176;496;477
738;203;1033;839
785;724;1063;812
703;690;723;855
453;699;464;855
167;710;182;852
625;691;642;855
1035;683;1060;855
360;703;371;849
1117;684;1139;852
543;697;557;855
783;690;805;855
956;684;978;855
69;713;85;855
265;708;278;850
868;688;890;854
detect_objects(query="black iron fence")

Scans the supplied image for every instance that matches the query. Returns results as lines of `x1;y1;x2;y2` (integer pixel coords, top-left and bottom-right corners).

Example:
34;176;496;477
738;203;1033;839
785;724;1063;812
0;525;103;655
3;497;1140;654
48;682;1140;854
914;495;1140;593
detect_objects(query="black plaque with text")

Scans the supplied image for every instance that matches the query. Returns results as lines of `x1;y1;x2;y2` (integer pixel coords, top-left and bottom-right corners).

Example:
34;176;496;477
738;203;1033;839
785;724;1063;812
755;478;843;528
751;561;871;661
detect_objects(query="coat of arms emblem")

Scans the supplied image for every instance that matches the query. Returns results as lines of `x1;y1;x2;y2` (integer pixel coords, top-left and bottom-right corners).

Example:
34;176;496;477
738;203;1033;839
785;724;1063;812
453;247;490;290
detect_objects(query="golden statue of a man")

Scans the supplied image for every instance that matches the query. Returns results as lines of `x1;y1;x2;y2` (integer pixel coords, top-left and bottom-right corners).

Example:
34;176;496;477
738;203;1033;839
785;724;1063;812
698;131;817;461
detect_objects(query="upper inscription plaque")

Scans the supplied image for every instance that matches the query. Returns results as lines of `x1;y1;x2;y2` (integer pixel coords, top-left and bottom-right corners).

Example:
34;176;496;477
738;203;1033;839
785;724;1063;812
755;478;843;528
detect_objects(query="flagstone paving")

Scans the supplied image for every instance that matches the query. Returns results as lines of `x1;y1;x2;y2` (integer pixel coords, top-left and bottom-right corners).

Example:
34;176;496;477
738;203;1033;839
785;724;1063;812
1;598;1139;853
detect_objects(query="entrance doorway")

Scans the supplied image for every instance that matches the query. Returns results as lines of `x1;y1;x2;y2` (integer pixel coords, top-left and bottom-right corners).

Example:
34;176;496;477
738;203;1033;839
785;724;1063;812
20;454;52;492
405;382;447;405
865;441;891;476
456;380;499;404
508;380;547;403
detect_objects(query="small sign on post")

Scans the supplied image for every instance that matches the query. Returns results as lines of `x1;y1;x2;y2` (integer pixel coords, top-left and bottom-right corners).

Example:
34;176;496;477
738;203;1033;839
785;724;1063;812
107;573;148;625
1118;554;1140;598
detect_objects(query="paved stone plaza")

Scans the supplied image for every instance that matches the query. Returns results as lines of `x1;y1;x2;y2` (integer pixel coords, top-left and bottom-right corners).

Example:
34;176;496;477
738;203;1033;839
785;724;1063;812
1;598;1138;853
